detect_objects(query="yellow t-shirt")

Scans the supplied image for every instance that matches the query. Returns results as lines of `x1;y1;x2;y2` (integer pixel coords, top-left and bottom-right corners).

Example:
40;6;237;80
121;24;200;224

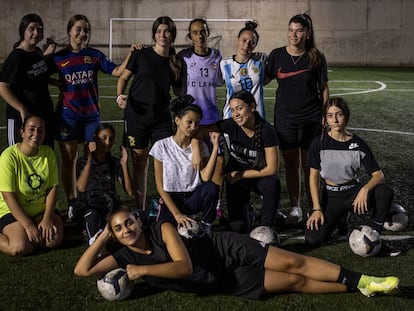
0;144;59;218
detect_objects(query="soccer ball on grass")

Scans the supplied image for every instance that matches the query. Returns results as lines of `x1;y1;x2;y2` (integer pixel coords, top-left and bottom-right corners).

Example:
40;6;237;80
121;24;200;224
250;226;280;246
177;222;200;239
348;225;382;257
383;203;408;231
97;268;133;301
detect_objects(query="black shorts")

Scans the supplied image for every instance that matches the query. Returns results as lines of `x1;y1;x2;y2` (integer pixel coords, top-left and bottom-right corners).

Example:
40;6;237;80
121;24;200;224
275;117;321;150
0;210;61;233
123;118;172;149
0;213;16;233
211;231;269;299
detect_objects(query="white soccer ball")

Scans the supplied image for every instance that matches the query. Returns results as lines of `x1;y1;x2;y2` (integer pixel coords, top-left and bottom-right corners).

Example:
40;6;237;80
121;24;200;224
250;226;280;246
97;268;133;301
178;222;200;239
383;203;408;231
348;225;382;257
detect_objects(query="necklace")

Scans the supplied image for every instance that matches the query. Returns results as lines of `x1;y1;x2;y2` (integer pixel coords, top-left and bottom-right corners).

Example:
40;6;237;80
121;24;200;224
291;53;304;65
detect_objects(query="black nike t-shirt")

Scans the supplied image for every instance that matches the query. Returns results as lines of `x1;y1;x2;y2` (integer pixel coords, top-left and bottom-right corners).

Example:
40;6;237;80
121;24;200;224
266;46;328;122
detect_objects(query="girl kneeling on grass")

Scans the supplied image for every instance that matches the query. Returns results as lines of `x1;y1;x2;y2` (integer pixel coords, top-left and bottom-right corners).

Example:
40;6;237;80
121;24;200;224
74;206;399;299
0;115;64;256
194;90;281;233
305;97;400;256
149;95;220;233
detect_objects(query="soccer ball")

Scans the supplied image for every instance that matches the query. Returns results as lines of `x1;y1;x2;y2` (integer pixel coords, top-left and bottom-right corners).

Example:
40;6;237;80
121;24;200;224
250;226;280;246
383;203;408;231
348;225;382;257
97;268;133;301
177;222;200;239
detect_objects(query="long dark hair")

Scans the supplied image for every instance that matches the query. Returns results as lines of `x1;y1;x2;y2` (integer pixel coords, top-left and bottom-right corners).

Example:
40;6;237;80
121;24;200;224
152;16;182;81
321;97;351;137
289;13;323;68
14;13;44;49
230;91;266;170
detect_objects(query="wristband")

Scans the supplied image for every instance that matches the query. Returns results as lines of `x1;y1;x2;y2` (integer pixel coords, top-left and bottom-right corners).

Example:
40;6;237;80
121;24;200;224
116;94;124;104
312;209;322;212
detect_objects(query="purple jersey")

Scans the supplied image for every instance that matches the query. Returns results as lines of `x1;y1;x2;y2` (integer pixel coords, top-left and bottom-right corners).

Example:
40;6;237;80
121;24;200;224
179;48;223;125
50;47;117;118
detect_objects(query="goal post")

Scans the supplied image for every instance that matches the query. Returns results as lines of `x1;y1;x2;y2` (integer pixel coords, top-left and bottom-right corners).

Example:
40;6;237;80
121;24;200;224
109;18;252;63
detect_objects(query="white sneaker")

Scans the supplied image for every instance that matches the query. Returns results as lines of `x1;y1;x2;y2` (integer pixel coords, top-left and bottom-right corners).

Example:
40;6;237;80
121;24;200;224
287;206;303;223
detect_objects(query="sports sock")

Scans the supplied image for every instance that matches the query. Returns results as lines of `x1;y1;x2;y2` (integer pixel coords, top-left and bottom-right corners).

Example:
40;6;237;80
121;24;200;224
337;267;363;291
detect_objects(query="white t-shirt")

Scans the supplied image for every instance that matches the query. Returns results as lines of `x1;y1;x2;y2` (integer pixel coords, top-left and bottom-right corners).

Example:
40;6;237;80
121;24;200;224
149;136;209;192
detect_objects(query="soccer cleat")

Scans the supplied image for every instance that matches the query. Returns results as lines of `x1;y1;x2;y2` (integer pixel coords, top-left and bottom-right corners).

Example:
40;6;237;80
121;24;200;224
89;229;104;246
378;241;401;257
287;206;303;223
357;275;399;297
275;210;288;221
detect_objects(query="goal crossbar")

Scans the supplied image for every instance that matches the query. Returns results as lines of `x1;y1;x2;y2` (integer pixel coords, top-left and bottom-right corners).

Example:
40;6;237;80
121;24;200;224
109;17;252;60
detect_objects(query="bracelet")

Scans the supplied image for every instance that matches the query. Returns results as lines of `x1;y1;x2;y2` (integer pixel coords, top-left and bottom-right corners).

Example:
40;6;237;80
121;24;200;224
312;209;323;212
116;94;124;104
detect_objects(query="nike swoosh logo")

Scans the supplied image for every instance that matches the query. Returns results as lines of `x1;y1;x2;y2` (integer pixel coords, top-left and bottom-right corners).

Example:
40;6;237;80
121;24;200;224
61;61;71;67
277;67;309;79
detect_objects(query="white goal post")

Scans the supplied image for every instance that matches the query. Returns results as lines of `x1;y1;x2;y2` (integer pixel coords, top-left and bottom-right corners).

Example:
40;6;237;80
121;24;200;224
109;18;252;63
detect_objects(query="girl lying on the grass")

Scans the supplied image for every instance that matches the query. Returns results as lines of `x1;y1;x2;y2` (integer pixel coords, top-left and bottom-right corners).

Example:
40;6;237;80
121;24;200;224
74;206;399;299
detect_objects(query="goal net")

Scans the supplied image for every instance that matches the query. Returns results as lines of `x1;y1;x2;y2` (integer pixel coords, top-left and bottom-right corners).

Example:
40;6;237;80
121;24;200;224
109;18;252;63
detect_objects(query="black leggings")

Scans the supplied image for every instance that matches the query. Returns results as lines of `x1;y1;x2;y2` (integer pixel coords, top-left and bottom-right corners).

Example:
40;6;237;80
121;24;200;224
226;175;281;233
305;183;393;246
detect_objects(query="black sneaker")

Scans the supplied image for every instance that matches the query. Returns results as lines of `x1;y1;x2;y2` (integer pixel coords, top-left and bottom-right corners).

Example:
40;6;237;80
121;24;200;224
378;240;401;257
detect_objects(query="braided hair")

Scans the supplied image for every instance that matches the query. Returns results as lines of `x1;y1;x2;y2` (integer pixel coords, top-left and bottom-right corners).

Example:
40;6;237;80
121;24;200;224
230;91;266;170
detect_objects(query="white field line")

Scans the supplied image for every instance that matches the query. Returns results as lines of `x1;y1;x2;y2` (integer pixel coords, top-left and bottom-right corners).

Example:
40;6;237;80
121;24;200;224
347;127;414;136
279;234;414;241
5;81;413;136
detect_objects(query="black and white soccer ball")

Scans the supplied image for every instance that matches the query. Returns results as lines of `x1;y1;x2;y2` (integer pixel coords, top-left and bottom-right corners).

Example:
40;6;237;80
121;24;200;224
348;225;382;257
383;203;408;231
250;226;280;246
97;268;133;301
177;222;200;239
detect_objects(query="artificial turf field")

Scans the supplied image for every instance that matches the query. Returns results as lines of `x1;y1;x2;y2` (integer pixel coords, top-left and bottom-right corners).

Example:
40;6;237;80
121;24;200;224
0;66;413;310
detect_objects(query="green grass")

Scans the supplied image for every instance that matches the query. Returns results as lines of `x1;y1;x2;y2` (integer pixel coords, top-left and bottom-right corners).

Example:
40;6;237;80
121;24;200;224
0;67;414;310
